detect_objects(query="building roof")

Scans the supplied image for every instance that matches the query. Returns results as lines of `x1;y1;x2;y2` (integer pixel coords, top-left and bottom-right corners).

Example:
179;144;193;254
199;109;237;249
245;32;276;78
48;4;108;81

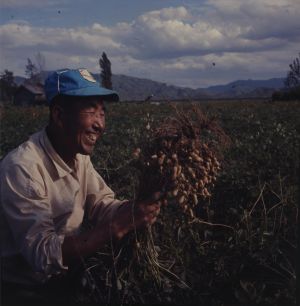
19;79;45;95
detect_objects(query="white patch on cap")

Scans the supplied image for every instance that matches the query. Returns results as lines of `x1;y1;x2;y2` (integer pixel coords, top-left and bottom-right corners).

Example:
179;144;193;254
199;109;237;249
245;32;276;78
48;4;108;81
79;69;96;83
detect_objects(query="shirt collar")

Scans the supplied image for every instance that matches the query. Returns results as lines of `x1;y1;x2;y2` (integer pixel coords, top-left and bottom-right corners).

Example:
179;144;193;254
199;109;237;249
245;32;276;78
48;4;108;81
39;128;76;178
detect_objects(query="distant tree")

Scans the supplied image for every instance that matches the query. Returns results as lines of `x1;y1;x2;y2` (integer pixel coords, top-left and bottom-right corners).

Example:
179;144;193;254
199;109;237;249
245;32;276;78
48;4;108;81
99;52;112;89
273;53;300;101
25;58;38;79
35;52;46;75
284;53;300;89
25;52;46;83
0;70;17;102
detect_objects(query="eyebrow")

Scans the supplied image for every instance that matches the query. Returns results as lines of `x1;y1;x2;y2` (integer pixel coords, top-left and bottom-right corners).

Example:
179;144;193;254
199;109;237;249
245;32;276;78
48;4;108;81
79;100;106;111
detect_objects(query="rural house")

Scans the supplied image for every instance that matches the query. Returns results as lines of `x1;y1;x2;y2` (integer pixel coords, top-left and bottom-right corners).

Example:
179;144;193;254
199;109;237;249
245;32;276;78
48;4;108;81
14;80;46;106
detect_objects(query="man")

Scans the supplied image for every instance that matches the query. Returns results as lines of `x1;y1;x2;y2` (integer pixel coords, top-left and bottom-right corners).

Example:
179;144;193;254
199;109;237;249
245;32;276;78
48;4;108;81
0;68;161;304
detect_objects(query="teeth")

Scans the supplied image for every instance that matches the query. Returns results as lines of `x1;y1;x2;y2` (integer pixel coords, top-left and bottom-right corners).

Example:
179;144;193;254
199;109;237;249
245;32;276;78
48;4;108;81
87;134;97;141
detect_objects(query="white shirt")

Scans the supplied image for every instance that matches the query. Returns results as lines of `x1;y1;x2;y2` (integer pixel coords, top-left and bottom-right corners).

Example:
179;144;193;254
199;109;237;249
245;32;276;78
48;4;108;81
0;128;124;285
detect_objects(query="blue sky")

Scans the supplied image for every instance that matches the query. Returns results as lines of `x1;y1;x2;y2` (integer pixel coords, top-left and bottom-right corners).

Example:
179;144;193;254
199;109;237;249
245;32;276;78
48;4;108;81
1;0;299;87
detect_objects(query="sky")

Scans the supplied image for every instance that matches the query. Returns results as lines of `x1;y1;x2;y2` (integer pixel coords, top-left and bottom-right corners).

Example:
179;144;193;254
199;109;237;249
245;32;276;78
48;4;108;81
0;0;299;88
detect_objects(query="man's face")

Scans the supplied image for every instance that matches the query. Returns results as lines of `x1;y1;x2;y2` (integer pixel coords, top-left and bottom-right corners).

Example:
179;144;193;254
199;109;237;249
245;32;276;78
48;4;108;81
62;97;105;156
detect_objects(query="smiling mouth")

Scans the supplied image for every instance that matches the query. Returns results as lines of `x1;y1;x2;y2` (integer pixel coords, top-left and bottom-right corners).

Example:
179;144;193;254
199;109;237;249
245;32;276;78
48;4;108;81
86;133;98;144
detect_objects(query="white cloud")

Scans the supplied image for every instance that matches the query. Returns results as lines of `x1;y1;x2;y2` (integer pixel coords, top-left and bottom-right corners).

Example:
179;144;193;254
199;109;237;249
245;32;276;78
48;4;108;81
204;0;300;40
0;22;123;55
0;1;299;87
138;6;190;22
120;1;300;59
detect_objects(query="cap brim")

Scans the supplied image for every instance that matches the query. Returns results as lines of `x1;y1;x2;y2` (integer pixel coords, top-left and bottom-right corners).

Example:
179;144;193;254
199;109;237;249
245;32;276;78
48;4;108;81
63;86;119;102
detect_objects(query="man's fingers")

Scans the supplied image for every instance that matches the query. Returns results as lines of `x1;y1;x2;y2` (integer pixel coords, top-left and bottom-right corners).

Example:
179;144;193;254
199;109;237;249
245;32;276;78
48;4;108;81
145;204;160;214
151;208;160;217
134;198;162;228
149;216;157;225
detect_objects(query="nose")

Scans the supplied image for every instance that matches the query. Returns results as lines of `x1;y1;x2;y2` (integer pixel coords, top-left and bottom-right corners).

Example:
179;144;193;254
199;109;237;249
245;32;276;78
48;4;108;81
92;113;105;132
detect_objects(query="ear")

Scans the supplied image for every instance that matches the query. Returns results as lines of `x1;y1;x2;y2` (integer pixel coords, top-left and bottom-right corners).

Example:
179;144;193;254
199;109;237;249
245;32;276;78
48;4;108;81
51;104;65;128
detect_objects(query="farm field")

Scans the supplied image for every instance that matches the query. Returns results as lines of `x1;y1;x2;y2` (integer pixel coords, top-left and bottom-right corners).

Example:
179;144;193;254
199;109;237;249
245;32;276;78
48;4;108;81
0;99;299;306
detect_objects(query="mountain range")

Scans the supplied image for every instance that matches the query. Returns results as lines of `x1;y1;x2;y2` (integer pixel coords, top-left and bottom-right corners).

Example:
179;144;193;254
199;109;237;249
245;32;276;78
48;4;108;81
109;75;284;101
15;72;285;101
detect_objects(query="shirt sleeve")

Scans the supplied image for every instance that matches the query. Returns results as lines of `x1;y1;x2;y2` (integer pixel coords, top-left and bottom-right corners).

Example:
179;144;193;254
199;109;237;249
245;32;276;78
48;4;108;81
0;163;68;279
84;157;127;225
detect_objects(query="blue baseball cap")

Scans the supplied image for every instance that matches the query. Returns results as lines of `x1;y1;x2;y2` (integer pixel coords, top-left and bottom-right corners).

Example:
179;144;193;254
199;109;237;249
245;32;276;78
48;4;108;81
44;68;119;103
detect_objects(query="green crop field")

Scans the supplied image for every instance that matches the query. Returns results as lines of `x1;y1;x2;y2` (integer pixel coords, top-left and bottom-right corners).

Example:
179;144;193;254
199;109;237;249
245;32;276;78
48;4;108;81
0;99;299;306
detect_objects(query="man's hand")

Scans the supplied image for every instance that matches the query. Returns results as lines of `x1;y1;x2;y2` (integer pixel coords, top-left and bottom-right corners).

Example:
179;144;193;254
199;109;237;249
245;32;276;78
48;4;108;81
62;192;163;266
111;192;163;239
